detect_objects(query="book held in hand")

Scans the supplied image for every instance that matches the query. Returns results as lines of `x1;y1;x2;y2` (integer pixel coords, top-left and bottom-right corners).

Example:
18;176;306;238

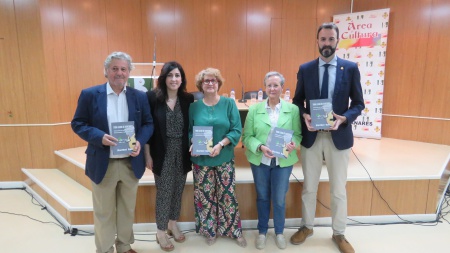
192;126;213;155
267;127;294;158
310;99;334;130
111;121;136;155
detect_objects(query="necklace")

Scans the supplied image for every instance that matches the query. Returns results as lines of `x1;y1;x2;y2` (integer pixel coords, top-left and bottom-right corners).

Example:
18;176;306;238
167;97;177;102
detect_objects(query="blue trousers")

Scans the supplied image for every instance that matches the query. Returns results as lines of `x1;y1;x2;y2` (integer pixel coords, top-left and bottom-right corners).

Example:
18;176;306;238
250;162;293;235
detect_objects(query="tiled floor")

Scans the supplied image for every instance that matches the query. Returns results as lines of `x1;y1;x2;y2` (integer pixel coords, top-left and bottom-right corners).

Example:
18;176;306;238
1;188;449;253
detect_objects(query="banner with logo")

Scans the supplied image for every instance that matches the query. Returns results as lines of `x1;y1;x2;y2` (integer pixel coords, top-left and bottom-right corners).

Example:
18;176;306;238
128;77;153;92
333;8;390;139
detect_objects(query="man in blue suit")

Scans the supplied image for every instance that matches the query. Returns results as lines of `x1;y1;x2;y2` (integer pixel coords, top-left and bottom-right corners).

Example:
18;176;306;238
72;52;153;253
290;23;364;253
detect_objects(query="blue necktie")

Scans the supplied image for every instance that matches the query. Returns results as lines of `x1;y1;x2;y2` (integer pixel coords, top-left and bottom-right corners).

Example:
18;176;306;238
320;64;330;99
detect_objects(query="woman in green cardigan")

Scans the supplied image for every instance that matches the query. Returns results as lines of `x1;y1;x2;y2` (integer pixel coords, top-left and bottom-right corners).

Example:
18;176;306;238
188;67;246;248
242;71;302;250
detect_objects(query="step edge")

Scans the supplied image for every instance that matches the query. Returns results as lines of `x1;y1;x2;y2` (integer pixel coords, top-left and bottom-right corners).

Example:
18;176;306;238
21;168;93;211
54;150;85;170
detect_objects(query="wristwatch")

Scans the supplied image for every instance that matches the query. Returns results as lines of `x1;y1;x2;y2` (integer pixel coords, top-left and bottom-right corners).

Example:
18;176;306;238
257;144;263;151
219;141;225;147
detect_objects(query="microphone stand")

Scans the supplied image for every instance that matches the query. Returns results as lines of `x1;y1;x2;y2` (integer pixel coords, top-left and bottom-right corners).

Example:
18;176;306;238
237;74;247;103
150;34;157;89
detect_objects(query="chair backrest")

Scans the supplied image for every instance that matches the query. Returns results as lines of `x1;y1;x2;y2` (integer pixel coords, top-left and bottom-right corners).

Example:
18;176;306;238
190;91;204;101
243;90;268;99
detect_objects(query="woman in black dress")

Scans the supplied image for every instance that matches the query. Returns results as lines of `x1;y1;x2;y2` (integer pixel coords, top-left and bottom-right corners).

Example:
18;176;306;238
144;61;194;252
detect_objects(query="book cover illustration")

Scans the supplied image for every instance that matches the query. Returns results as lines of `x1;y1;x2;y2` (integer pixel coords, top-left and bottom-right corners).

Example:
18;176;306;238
111;121;136;155
267;127;294;158
192;126;213;155
310;98;335;130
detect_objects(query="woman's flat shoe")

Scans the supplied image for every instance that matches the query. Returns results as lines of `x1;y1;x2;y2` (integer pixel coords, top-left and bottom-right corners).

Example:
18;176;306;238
206;236;216;246
156;234;174;252
167;228;186;243
236;236;247;248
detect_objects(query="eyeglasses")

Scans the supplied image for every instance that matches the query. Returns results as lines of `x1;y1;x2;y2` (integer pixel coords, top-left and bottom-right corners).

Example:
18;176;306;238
203;79;218;85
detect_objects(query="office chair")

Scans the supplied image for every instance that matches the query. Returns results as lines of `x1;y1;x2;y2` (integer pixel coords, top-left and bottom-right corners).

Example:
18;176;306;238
190;91;204;101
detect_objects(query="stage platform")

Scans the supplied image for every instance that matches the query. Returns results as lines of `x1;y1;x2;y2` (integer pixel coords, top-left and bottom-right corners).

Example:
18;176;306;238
21;137;450;228
55;137;449;184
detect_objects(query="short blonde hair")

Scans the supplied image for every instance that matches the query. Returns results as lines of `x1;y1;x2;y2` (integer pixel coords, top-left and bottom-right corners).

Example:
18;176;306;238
195;68;225;92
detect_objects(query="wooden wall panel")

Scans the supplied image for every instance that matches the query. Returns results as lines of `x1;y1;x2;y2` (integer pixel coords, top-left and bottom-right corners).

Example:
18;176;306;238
0;0;27;124
315;181;373;217
209;0;247;97
235;183;258;220
381;116;419;142
141;0;177;69
62;0;108;93
40;0;79;151
420;0;450;119
0;1;31;180
0;128;32;181
26;126;54;168
382;115;449;145
14;0;56;168
426;180;440;214
175;0;212;91
278;19;317;92
282;0;317;20
245;0;282;92
380;0;431;116
354;0;449;144
370;180;430;215
317;0;352;26
14;0;49;124
40;0;72;124
60;0;110;155
353;0;388;12
416;119;450;145
134;184;195;223
106;0;144;63
277;0;317;88
285;182;302;218
178;185;195;221
69;211;94;225
135;186;154;222
269;18;282;74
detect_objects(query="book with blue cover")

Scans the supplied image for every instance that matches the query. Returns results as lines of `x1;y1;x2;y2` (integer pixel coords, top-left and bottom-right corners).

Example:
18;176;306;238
111;121;136;155
267;127;294;158
310;99;334;130
192;126;213;155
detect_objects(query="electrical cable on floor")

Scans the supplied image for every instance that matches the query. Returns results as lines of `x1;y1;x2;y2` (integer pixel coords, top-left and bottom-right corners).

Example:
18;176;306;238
0;188;69;233
3;151;449;239
290;148;450;227
436;184;450;224
350;148;444;226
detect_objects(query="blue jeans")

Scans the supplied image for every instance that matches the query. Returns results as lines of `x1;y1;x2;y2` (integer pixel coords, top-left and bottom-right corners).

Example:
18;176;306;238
250;162;293;235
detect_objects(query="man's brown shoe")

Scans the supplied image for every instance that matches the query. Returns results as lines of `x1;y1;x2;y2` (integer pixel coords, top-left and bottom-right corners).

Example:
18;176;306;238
332;234;355;253
290;226;313;245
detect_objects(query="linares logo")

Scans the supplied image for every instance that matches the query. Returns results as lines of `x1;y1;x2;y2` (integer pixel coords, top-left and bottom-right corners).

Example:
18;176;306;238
352;121;373;126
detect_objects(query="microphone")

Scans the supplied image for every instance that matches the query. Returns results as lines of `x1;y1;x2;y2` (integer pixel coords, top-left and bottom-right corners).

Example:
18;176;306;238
237;74;247;103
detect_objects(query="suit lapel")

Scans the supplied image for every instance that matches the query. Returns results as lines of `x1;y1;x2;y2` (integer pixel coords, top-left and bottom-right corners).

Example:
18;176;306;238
312;59;321;98
156;100;167;137
96;84;109;132
333;57;344;101
126;88;136;122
